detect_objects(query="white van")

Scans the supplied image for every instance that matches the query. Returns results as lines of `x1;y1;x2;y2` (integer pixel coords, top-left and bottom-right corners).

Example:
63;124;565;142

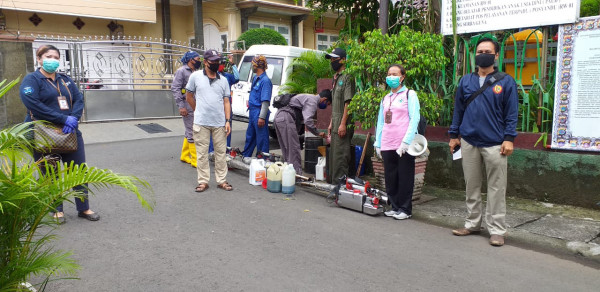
231;45;321;137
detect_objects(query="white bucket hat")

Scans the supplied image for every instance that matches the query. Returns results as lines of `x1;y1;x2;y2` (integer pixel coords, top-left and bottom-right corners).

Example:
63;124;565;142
407;134;428;157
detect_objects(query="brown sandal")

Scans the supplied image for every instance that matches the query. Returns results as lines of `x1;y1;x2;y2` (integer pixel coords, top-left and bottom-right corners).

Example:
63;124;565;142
195;183;209;192
217;181;233;191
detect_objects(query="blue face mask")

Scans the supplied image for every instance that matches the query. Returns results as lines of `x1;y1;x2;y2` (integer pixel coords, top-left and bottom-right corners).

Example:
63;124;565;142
386;76;402;89
42;59;60;73
318;100;328;109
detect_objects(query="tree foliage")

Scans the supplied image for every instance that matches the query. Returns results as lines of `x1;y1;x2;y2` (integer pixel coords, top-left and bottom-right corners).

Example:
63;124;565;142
304;0;434;40
279;51;332;94
344;28;448;129
581;0;600;17
236;28;287;49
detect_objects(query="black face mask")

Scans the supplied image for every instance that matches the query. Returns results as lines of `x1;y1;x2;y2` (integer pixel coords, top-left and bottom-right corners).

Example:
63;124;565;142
475;53;496;68
192;60;202;70
331;59;343;72
207;62;220;73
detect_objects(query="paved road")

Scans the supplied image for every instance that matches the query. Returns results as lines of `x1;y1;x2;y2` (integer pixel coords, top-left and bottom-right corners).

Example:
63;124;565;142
44;136;600;291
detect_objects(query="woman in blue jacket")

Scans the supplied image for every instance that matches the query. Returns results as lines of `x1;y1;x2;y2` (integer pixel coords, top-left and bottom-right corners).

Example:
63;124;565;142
20;45;100;224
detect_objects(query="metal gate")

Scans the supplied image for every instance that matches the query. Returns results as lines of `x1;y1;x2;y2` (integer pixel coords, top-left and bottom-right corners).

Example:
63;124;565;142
32;36;204;121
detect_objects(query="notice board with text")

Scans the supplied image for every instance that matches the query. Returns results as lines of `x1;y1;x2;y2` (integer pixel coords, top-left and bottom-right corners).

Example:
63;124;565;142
551;16;600;152
441;0;579;35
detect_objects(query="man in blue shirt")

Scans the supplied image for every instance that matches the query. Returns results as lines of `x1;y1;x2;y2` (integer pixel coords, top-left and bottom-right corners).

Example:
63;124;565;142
242;55;272;158
448;37;518;247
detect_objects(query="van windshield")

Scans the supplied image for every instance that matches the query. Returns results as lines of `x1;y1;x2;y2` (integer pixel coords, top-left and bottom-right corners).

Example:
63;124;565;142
238;55;284;85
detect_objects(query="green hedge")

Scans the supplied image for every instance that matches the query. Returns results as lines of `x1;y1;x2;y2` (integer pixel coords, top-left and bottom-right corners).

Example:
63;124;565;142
237;28;287;49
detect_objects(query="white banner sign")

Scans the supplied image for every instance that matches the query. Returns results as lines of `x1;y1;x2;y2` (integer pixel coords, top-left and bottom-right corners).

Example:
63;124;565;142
441;0;580;35
551;16;600;152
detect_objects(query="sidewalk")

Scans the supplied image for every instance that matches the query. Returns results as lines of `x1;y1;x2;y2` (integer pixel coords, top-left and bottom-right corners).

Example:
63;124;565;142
413;186;600;264
80;118;600;265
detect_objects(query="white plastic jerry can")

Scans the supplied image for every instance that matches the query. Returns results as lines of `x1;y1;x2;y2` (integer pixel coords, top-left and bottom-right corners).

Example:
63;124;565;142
249;159;266;185
315;156;326;181
282;164;296;195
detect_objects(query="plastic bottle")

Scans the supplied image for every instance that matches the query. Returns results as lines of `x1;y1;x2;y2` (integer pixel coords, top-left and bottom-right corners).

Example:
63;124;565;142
266;162;284;193
282;164;296;195
315;156;326;181
249;159;266;186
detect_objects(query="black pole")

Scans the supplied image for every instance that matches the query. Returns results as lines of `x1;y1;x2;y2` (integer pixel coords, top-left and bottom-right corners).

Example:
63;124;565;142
161;0;173;74
193;0;204;48
379;0;389;34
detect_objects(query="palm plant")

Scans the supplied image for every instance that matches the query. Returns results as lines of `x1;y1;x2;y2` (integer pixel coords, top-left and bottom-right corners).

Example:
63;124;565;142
0;78;154;291
279;51;332;94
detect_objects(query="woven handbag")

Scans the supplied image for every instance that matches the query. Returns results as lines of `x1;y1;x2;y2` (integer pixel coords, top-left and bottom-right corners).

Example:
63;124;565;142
30;78;78;154
33;122;78;154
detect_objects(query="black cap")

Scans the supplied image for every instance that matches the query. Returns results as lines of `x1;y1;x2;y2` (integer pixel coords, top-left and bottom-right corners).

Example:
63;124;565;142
319;89;332;103
203;49;220;61
325;48;346;59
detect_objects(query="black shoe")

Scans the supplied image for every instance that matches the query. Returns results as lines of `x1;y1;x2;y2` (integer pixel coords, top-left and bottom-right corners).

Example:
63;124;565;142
78;212;100;221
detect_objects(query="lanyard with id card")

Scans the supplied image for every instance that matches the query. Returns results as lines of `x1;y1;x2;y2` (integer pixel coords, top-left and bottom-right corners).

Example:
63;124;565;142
384;92;401;124
46;78;73;111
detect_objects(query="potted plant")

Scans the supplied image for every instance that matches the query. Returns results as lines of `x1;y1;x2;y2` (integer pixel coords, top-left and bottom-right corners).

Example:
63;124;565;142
344;28;448;199
0;78;154;290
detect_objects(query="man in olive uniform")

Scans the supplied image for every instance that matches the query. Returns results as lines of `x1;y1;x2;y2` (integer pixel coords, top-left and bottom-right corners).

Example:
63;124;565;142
326;48;355;182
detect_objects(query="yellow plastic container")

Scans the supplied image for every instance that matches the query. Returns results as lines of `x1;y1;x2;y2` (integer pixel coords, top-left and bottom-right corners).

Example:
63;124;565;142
267;162;284;193
505;29;544;86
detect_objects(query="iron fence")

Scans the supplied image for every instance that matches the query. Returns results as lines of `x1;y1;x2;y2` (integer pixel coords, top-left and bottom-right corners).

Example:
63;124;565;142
32;35;205;121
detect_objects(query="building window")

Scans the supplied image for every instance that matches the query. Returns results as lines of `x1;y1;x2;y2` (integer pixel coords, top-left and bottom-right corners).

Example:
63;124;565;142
316;33;338;51
221;33;228;51
248;21;290;45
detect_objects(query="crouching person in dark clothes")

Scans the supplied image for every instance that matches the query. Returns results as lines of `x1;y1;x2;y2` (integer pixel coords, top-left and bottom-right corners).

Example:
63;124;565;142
274;90;332;174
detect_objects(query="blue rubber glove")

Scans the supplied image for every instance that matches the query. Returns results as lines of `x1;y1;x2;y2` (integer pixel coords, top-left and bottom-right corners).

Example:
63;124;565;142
65;116;79;129
62;124;75;134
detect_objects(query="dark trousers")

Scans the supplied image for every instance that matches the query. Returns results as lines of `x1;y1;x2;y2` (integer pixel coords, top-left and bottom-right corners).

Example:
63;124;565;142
34;132;89;213
381;150;415;215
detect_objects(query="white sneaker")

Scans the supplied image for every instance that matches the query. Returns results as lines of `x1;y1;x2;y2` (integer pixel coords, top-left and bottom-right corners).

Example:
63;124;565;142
393;212;411;220
384;210;399;217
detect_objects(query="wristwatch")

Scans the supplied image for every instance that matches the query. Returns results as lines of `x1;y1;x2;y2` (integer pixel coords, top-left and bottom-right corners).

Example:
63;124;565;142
226;118;232;123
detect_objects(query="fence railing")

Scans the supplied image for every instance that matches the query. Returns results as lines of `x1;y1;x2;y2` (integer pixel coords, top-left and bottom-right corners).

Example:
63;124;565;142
32;35;206;121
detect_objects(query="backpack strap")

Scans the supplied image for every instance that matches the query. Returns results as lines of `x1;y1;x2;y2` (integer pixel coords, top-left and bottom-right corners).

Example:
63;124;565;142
464;71;507;109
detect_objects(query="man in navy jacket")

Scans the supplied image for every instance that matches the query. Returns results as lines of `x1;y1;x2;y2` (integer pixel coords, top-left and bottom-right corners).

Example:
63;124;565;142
448;37;518;247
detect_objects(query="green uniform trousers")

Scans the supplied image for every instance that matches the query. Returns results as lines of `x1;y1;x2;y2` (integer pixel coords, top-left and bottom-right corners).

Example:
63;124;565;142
328;128;354;183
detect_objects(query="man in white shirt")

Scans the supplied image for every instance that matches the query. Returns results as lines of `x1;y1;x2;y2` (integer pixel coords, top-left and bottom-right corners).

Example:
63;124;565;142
185;49;233;192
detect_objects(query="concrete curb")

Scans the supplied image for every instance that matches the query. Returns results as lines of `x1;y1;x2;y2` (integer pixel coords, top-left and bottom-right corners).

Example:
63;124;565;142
413;209;599;267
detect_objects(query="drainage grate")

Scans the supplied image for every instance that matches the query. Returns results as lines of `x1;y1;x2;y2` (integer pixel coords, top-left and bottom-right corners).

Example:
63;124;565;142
135;123;172;134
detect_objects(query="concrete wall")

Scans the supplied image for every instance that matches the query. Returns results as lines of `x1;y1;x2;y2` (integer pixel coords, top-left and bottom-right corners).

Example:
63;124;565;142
0;40;34;128
1;2;342;51
1;5;164;39
425;141;600;209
